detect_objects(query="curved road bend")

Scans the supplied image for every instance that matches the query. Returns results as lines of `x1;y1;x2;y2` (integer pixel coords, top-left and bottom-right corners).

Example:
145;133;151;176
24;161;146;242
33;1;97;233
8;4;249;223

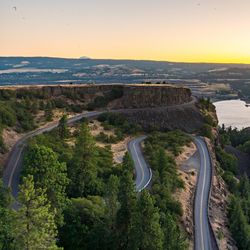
3;105;216;249
3;111;104;198
193;137;217;250
128;136;152;192
3;96;196;197
129;136;217;249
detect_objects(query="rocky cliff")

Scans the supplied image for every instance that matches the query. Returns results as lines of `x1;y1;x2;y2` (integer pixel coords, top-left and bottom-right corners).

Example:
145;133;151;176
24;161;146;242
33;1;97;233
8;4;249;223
0;84;203;132
1;84;191;108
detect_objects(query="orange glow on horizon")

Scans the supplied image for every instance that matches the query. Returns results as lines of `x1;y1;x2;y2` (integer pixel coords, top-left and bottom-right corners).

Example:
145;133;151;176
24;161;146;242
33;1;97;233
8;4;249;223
1;0;250;64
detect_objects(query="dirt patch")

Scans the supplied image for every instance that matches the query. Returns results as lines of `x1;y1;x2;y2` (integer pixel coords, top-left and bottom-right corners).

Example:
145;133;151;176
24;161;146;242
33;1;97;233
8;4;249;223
111;136;132;164
175;142;197;250
0;110;80;174
89;120;114;137
88;120;131;163
176;142;197;165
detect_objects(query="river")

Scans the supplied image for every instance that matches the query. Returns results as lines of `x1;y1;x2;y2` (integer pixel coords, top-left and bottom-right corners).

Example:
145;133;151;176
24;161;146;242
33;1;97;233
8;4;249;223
213;99;250;129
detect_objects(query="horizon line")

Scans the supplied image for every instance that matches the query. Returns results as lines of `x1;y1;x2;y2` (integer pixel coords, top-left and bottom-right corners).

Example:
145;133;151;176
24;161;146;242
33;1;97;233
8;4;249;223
1;55;250;65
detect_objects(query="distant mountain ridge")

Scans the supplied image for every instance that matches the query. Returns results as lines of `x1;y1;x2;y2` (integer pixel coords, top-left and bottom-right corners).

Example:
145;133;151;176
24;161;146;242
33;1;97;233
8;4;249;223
0;57;250;94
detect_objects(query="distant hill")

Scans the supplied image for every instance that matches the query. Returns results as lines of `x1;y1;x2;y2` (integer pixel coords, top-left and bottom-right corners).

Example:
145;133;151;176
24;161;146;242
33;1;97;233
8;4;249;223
0;57;250;102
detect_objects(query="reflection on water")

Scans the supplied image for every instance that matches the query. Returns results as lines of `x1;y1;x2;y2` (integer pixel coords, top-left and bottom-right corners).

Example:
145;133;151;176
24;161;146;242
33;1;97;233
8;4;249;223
213;99;250;129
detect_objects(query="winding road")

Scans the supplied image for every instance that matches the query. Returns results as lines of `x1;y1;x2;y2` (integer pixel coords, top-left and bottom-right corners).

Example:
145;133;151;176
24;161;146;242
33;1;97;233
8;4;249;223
2;104;217;249
3;110;103;198
129;136;217;250
128;136;152;192
193;137;218;250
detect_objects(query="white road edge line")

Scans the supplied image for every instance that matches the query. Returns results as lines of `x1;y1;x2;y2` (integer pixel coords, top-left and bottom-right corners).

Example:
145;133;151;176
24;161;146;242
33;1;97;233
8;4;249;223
133;140;145;191
196;138;207;250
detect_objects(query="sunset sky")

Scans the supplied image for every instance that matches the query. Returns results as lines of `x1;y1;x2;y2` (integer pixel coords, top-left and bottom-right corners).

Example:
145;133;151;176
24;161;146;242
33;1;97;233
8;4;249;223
1;0;250;63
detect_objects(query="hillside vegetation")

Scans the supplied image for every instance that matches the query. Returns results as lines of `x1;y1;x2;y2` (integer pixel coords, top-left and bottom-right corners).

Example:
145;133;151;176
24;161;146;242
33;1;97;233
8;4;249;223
217;126;250;249
0;113;193;250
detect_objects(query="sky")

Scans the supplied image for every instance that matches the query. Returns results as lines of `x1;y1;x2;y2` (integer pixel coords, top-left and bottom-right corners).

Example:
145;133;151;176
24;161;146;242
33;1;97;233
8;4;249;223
1;0;250;63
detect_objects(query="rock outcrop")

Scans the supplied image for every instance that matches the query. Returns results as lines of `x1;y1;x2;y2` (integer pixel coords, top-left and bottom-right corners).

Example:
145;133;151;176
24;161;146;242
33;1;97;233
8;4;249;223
0;84;203;132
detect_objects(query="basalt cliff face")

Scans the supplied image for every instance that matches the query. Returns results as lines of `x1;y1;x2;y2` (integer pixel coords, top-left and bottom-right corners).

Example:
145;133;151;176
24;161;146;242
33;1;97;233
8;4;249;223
0;84;203;132
114;84;191;108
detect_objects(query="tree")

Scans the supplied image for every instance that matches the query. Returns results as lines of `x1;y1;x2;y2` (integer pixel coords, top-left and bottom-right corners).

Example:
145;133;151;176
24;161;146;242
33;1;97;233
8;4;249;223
216;146;238;174
24;145;69;225
68;123;99;197
58;115;69;139
0;124;6;153
130;190;164;250
0;180;15;250
15;175;60;250
59;196;109;250
238;174;250;200
161;212;187;250
200;124;213;140
116;153;137;249
105;175;120;231
45;101;53;121
229;196;250;250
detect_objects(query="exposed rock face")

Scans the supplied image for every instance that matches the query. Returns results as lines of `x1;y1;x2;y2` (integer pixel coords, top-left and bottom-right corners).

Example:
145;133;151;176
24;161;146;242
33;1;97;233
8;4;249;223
1;84;191;108
117;105;203;133
119;85;191;108
1;84;202;132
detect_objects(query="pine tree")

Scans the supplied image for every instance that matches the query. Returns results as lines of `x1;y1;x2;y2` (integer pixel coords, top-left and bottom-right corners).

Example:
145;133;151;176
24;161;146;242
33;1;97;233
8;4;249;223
130;190;164;250
117;153;137;249
161;212;187;250
15;175;60;250
45;101;53;121
229;196;250;250
24;145;69;225
0;180;15;250
105;175;120;230
58;115;69;139
69;123;98;197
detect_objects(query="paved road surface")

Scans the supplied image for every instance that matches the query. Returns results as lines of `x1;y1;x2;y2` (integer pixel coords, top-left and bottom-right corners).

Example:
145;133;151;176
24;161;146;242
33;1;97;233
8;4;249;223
3;111;103;198
129;135;217;249
2;99;216;250
128;136;152;192
193;137;217;250
3;97;196;197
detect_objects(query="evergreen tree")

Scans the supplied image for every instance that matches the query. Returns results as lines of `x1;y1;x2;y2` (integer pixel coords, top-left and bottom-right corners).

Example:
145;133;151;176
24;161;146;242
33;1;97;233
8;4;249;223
238;174;250;199
58;115;69;139
15;175;60;250
105;175;120;231
0;124;5;153
0;181;15;250
24;145;69;225
68;123;99;197
59;196;108;250
161;212;187;250
117;153;137;249
229;196;250;250
130;190;164;250
45;101;53;121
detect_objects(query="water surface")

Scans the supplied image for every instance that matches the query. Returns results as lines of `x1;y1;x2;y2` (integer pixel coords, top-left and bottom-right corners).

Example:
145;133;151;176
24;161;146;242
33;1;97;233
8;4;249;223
214;99;250;129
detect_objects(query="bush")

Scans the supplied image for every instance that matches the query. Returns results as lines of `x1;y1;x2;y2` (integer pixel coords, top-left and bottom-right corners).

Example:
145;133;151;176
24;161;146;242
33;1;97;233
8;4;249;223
222;171;238;193
216;146;238;174
0;103;16;127
146;130;191;156
98;113;141;137
0;125;6;153
200;124;213;140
